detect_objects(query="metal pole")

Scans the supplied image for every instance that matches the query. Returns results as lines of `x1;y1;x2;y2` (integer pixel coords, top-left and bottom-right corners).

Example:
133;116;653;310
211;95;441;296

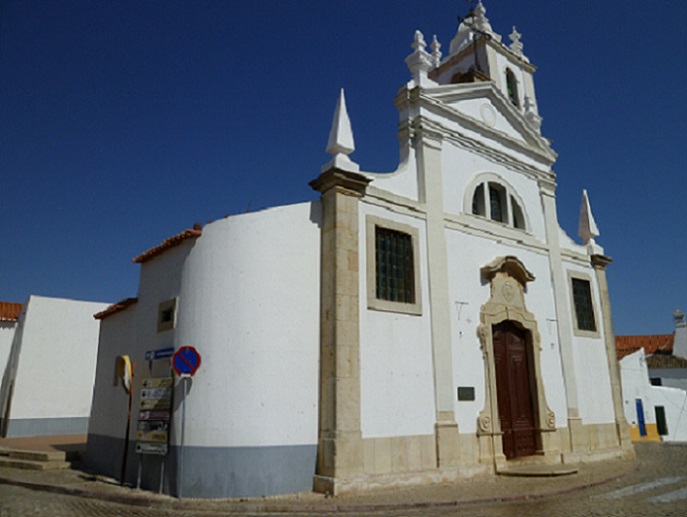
178;376;188;498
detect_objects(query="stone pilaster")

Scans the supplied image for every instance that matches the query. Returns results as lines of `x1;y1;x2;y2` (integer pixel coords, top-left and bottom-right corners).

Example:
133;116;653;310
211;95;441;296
414;120;460;466
310;168;371;494
591;254;634;456
539;181;580;426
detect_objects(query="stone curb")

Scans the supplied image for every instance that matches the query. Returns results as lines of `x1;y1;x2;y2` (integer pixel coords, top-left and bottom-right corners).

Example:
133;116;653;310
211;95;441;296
0;460;639;514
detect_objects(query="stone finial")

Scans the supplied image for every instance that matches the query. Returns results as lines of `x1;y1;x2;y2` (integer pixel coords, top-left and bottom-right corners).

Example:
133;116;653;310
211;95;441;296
524;96;542;132
431;35;442;67
509;26;524;56
322;88;359;173
405;30;436;88
473;1;501;42
578;189;601;253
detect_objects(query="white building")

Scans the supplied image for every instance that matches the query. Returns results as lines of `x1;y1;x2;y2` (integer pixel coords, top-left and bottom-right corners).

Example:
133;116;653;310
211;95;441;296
620;349;687;442
0;296;108;437
86;1;633;499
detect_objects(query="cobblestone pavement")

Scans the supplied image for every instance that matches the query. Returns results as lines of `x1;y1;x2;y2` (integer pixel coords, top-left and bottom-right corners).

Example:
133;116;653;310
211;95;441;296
0;443;685;516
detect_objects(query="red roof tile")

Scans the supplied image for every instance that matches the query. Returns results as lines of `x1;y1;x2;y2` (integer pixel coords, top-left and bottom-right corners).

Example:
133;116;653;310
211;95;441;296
132;229;202;264
0;302;22;322
94;298;138;320
615;334;674;359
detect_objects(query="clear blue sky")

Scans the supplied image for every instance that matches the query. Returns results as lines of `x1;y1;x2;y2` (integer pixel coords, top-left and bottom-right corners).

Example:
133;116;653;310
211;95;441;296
1;1;685;335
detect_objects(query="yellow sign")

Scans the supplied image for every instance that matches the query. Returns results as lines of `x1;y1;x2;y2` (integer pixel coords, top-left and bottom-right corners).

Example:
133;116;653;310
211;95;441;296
140;398;171;410
141;377;173;388
137;430;168;443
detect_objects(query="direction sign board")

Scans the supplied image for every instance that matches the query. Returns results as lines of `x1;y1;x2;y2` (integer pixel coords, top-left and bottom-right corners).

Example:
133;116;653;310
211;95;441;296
145;346;175;361
136;442;168;455
172;346;201;376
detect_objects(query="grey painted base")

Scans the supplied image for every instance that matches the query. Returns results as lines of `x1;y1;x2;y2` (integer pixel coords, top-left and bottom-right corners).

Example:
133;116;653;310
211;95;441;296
85;434;317;498
1;417;89;437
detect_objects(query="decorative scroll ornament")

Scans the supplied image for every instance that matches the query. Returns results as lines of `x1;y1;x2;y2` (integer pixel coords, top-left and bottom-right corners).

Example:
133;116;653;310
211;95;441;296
479;414;492;433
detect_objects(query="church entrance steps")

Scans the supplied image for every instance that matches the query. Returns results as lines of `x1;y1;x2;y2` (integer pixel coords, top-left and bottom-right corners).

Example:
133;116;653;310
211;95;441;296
497;464;578;477
0;448;72;471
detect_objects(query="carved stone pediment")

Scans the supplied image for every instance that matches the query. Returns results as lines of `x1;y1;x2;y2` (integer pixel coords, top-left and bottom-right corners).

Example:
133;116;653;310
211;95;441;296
480;255;535;286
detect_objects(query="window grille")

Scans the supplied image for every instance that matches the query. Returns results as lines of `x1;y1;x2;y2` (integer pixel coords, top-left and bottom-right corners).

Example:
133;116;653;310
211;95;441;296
572;278;596;332
375;227;415;304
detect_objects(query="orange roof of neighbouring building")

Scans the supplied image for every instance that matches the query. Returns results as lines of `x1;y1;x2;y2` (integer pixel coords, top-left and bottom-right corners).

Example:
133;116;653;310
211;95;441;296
132;229;202;264
0;302;22;322
94;298;138;320
615;334;674;360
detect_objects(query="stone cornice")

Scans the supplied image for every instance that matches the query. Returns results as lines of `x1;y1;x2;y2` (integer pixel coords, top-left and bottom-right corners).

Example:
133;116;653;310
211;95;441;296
417;85;556;163
406;114;553;183
591;254;613;269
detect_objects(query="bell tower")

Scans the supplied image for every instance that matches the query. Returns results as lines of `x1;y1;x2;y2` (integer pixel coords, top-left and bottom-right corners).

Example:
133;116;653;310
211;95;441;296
428;0;542;132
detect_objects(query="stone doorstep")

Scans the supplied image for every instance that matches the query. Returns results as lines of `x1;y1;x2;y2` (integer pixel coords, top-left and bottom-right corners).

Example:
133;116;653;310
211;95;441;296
497;464;579;477
0;456;72;471
9;449;67;462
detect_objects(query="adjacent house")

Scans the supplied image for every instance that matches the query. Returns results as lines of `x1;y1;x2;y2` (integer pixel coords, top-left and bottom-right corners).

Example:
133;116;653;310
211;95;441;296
86;1;633;499
0;296;108;437
617;309;687;442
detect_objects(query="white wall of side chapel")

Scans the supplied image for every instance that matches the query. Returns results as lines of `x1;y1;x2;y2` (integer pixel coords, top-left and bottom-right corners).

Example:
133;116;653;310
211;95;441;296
174;202;321;449
357;202;436;439
0;322;16;387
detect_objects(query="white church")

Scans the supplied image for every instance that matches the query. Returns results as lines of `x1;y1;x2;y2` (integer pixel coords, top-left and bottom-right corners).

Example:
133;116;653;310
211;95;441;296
86;1;634;498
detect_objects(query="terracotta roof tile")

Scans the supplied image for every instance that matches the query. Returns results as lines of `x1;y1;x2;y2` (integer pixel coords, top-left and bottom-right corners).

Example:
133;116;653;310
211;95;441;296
0;302;22;322
615;334;674;359
94;298;138;320
133;229;202;264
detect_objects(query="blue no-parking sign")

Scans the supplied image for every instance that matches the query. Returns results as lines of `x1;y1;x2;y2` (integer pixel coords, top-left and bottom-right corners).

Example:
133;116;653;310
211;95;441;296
172;346;201;376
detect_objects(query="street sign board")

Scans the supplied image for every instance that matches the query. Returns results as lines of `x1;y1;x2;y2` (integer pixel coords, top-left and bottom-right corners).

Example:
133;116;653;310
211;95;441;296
141;387;172;400
136;442;168;455
140;398;171;410
145;346;175;361
139;409;171;421
172;346;201;376
141;377;173;388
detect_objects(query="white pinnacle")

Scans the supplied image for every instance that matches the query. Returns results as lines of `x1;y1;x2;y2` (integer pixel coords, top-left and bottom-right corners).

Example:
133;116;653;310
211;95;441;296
322;88;359;173
578;189;600;244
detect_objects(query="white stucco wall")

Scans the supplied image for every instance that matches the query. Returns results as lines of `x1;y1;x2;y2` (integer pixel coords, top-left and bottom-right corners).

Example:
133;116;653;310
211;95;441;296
563;263;615;424
0;321;16;385
6;296;108;427
173;202;321;448
444;230;568;431
87;306;138;440
621;349;687;442
358;203;436;438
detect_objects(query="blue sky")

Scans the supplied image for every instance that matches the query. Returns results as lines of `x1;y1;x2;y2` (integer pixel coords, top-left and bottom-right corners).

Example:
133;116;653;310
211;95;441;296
1;0;685;335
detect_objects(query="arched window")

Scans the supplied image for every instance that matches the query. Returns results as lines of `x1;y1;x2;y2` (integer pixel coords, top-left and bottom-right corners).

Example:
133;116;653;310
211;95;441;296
506;68;519;108
469;178;527;230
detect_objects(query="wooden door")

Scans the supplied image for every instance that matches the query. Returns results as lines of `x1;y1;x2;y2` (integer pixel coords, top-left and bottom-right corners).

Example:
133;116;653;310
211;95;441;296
493;321;536;459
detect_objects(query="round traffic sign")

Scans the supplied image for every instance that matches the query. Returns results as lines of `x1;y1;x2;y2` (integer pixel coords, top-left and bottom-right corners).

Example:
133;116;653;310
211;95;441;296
172;346;201;376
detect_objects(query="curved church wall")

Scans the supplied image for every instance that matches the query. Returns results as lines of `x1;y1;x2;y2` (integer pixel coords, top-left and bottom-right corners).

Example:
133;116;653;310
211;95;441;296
171;201;322;497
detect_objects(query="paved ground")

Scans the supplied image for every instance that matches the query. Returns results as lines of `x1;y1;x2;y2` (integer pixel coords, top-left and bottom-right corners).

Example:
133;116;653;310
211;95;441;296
0;442;685;516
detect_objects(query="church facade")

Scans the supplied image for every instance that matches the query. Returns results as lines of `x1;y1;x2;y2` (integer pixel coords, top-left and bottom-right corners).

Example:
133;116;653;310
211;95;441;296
86;2;633;499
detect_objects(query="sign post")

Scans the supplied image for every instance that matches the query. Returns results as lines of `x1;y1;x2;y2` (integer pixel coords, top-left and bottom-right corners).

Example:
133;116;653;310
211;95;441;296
172;346;201;499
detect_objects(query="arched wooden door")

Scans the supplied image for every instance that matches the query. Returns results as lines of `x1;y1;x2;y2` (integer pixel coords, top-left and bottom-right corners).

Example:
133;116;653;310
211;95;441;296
493;321;537;459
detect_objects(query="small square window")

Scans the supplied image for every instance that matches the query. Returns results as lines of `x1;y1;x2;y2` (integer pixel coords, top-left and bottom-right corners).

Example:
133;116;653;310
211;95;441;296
157;298;177;333
366;216;421;315
568;274;600;338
